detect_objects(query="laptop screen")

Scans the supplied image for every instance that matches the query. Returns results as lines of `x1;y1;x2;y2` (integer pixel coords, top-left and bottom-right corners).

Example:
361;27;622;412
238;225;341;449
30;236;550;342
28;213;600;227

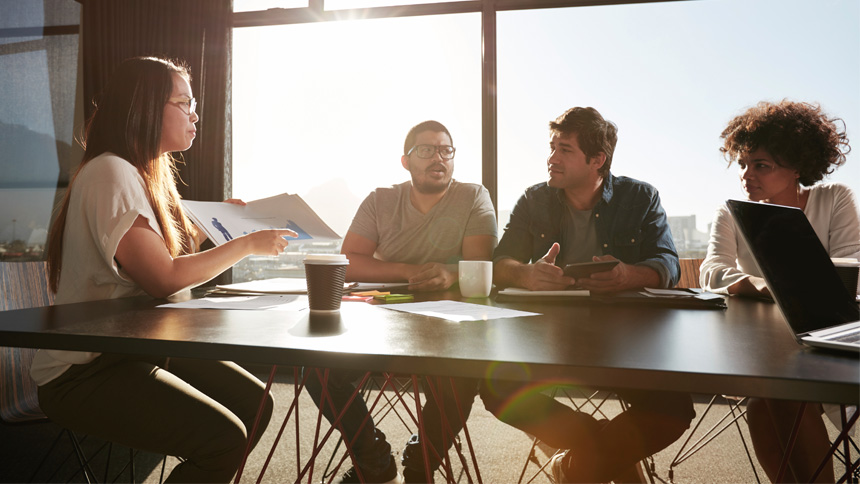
727;200;859;335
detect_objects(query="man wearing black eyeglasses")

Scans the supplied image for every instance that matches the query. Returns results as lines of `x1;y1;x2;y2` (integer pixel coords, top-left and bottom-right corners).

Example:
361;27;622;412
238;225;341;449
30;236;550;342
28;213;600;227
305;120;497;484
340;120;496;292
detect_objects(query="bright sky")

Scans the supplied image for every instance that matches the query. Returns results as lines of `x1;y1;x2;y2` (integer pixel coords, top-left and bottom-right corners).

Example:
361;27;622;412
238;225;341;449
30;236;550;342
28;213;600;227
232;12;482;236
495;0;860;231
232;0;860;239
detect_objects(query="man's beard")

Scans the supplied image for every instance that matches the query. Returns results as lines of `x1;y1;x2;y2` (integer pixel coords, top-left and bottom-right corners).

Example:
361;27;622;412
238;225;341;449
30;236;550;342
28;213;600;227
410;163;451;194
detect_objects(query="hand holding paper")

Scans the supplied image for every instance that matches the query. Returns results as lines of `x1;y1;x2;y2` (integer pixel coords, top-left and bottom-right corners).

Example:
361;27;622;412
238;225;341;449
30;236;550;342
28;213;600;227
183;193;340;246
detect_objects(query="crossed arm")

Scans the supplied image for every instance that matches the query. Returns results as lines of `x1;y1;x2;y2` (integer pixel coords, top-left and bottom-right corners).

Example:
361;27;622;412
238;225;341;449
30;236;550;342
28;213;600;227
340;231;497;291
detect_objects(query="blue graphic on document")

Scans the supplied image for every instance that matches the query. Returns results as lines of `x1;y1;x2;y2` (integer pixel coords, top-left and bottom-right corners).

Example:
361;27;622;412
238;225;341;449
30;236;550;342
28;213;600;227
212;217;233;242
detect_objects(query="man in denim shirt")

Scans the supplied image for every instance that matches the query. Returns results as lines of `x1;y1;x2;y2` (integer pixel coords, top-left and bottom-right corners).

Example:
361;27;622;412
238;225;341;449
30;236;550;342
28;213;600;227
493;107;679;292
482;107;694;483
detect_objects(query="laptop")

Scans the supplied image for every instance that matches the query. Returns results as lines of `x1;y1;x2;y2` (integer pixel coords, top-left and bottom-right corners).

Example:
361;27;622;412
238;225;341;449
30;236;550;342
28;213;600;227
727;199;860;353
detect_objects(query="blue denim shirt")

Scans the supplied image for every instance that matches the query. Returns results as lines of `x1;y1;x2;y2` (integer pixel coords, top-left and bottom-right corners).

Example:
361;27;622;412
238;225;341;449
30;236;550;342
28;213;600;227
494;172;680;288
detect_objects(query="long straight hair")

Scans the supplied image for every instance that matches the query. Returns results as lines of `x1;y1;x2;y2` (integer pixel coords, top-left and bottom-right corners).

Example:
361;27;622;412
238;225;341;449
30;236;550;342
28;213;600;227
47;57;198;293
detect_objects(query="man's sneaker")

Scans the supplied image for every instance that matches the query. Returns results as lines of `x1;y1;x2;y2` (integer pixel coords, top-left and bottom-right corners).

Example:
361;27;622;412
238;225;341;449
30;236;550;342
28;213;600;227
549;450;570;484
336;458;403;484
402;466;435;484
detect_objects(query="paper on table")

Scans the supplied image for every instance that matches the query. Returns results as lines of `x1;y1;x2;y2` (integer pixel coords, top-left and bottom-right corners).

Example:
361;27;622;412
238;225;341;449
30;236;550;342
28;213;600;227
693;292;724;301
642;288;695;297
497;287;590;297
642;287;724;301
215;277;308;294
182;193;340;246
381;300;540;322
157;294;307;311
213;278;355;295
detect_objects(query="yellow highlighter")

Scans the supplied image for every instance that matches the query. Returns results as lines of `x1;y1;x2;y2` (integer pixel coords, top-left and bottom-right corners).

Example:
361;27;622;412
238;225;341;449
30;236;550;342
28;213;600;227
373;294;415;303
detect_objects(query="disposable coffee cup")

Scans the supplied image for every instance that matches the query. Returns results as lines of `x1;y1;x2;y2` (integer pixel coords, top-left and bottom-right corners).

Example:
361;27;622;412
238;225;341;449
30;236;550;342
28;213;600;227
831;258;860;298
459;260;493;298
304;254;349;313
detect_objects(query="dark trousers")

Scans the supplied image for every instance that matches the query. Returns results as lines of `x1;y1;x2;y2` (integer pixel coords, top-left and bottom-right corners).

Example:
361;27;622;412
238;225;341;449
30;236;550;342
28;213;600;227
38;353;274;483
480;379;694;483
304;368;478;474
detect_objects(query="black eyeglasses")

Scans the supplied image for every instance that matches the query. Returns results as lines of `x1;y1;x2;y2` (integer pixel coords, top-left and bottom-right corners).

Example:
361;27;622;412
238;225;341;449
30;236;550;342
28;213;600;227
407;144;456;160
167;96;197;115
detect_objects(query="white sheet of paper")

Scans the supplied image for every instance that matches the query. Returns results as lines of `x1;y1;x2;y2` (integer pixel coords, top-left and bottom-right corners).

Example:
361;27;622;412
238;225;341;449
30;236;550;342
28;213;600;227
497;287;590;297
643;288;696;297
157;294;307;311
215;277;309;294
381;300;540;322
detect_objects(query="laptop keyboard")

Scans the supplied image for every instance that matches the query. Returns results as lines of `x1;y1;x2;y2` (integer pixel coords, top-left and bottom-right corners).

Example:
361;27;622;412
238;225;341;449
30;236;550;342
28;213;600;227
830;329;860;344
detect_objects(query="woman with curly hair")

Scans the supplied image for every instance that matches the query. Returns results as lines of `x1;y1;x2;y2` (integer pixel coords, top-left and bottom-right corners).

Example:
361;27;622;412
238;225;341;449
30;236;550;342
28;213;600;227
700;100;860;482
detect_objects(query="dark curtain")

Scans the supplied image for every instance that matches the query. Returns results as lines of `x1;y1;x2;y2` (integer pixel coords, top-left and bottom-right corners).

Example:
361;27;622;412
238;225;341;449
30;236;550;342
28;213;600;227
81;0;232;202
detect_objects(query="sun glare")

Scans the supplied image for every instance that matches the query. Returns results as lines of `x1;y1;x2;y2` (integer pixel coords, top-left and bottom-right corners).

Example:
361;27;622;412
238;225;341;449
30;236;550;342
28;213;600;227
232;13;482;237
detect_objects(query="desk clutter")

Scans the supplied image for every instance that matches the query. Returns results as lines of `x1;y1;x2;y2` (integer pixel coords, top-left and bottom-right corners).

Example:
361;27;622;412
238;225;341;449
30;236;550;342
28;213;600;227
497;286;727;309
196;277;728;310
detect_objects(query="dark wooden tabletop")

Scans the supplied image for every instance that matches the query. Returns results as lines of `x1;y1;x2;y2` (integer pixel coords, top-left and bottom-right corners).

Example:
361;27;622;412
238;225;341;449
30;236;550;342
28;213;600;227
0;289;857;404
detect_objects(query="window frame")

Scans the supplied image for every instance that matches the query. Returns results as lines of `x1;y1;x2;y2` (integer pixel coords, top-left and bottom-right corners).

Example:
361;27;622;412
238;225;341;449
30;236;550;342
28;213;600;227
231;0;695;211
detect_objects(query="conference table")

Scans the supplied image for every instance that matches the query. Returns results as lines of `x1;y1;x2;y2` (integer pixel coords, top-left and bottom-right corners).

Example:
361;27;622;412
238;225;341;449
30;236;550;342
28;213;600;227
0;287;857;482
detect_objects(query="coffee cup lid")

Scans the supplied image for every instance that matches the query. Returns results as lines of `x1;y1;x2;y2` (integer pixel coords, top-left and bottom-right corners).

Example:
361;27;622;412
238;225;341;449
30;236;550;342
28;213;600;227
304;254;349;265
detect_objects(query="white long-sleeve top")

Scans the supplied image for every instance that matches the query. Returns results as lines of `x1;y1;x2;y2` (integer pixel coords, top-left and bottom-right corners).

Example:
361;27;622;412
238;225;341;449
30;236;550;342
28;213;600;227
700;182;860;294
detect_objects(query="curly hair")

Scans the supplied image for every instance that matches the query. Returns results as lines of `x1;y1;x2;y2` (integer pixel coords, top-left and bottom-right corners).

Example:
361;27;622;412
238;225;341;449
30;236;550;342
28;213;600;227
720;100;850;186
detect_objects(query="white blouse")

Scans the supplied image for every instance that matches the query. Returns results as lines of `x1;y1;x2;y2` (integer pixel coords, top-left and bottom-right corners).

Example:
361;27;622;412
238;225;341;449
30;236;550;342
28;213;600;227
700;182;860;294
31;153;163;385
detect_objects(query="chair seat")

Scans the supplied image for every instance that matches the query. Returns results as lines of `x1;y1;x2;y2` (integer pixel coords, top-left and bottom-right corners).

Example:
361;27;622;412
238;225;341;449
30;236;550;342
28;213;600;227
0;346;47;422
1;261;54;424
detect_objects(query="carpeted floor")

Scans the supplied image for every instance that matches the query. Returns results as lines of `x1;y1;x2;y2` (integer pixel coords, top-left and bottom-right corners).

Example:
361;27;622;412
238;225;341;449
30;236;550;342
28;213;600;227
1;368;853;483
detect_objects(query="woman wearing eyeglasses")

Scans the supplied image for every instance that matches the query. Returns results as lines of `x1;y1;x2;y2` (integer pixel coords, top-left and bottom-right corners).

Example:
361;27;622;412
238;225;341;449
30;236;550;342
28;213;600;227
33;57;296;483
700;100;860;483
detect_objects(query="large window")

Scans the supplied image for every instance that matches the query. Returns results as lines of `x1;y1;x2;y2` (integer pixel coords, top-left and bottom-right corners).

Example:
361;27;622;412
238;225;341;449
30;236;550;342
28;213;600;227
496;0;859;257
232;12;481;279
231;0;860;278
0;1;81;261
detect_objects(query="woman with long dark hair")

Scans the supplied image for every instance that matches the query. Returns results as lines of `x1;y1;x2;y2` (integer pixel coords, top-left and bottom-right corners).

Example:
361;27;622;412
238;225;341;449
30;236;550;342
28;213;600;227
33;56;296;482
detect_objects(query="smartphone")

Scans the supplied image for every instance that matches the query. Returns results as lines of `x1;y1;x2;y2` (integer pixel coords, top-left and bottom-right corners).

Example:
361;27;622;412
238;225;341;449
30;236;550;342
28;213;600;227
562;260;619;279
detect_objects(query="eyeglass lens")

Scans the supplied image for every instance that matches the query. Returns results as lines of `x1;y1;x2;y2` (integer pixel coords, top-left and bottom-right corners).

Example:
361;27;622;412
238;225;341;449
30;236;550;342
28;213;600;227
170;97;196;114
413;144;455;159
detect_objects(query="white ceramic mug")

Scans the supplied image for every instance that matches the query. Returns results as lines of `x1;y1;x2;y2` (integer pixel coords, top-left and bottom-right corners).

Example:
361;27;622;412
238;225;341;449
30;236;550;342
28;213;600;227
459;260;493;298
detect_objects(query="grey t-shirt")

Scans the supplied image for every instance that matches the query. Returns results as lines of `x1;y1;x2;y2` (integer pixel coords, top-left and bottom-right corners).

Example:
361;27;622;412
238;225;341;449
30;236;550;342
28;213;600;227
559;204;601;267
348;180;498;265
